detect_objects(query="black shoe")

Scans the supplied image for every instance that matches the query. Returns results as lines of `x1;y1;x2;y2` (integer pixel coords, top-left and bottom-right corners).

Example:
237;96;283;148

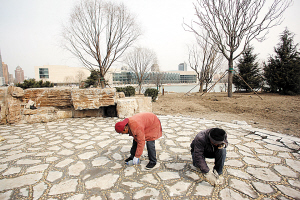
145;162;156;170
125;157;133;162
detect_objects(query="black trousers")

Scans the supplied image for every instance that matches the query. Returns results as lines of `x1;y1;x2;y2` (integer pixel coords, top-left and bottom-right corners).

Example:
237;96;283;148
192;147;226;175
129;139;157;164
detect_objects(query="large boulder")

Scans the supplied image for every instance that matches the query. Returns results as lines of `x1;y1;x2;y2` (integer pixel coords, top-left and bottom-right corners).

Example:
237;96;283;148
71;88;116;110
23;88;72;108
116;97;152;118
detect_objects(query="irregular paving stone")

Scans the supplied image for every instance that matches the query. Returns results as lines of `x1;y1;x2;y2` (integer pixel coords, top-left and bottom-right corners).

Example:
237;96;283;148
26;164;49;173
55;158;74;168
243;157;269;167
258;155;281;164
252;182;274;194
165;181;191;196
157;171;180;180
226;168;252;180
0;173;43;191
0;190;13;200
33;182;47;200
69;161;86;176
276;185;300;199
219;188;249;200
229;179;258;198
66;194;85;200
247;167;281;182
78;151;97;160
225;159;244;167
122;181;143;189
286;159;300;172
140;174;158;184
273;165;298;178
133;187;160;199
194;181;214;196
264;144;292;152
47;171;63;182
2;167;21;175
48;179;78;195
165;163;186;170
91;157;110;166
85;174;119;190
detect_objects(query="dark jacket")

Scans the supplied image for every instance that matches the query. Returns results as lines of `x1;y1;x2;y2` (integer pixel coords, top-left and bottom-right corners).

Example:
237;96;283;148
190;128;228;173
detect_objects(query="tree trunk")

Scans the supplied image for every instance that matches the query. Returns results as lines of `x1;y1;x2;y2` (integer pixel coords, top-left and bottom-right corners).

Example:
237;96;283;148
199;82;204;93
228;57;233;97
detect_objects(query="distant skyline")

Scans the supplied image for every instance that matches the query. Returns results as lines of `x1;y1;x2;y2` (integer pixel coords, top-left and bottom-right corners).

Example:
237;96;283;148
0;0;299;79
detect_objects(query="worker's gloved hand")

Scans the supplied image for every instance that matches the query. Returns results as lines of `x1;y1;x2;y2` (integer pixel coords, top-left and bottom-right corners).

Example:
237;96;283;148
204;170;218;186
213;169;224;185
132;157;140;165
218;143;226;149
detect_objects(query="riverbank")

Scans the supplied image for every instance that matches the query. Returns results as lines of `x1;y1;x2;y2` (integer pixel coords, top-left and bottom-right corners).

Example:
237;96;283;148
152;92;300;137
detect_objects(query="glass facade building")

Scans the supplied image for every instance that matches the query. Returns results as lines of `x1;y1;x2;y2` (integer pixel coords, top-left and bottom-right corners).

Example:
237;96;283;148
113;71;196;85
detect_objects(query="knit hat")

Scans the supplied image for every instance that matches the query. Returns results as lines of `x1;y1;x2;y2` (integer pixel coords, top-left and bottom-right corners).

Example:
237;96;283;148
115;118;129;133
209;128;226;144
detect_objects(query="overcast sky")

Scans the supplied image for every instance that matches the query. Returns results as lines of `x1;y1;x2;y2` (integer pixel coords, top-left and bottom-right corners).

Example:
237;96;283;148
0;0;299;78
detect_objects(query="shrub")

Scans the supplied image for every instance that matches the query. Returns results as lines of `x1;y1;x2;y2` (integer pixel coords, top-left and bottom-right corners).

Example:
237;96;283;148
144;88;158;102
16;79;54;89
115;86;136;97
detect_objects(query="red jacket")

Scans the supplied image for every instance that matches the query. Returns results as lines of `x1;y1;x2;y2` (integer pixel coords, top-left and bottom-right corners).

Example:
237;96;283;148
128;112;162;158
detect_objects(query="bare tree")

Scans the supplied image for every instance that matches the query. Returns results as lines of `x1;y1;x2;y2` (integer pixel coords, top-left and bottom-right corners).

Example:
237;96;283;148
185;0;292;97
76;70;86;85
188;35;223;93
62;0;141;88
125;47;157;94
150;64;166;91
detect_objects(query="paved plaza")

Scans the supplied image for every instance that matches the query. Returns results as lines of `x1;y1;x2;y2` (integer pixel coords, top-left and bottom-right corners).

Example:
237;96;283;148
0;115;300;200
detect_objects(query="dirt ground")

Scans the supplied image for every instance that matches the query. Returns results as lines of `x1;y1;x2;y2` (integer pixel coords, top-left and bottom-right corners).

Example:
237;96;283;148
151;92;300;138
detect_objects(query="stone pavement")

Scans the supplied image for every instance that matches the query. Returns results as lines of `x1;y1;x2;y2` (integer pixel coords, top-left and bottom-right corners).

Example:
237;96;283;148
0;115;300;200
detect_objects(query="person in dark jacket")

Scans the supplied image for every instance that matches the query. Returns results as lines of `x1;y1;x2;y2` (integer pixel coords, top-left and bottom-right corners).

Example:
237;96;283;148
190;128;228;186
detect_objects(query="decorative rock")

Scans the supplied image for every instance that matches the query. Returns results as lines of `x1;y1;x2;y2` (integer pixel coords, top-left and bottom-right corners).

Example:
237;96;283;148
116;98;137;118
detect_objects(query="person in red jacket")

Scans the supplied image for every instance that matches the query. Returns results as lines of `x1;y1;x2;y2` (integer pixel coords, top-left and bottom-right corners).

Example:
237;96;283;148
115;112;162;169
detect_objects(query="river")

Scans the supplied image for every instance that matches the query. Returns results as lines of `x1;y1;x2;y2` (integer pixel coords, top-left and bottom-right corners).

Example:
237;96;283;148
144;83;234;93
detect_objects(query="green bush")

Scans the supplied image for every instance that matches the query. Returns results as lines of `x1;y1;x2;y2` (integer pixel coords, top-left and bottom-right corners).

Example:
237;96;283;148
144;88;158;102
115;86;136;97
16;79;54;89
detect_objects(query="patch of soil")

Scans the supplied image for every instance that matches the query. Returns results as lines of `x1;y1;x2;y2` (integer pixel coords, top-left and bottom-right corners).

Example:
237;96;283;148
152;92;300;137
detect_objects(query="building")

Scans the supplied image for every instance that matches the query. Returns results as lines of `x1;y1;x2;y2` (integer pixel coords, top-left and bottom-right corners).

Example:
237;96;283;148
178;62;187;71
15;66;24;83
2;62;9;84
0;52;4;86
34;65;197;86
151;64;159;72
34;65;91;86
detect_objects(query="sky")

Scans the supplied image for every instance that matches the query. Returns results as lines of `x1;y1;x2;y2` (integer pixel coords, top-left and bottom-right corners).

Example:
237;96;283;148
0;0;299;79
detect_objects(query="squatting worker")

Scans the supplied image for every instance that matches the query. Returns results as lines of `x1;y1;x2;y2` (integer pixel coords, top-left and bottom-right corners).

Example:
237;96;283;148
115;112;162;170
190;128;228;186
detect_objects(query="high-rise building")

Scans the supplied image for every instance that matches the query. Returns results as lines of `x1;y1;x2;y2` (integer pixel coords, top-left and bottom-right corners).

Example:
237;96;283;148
15;66;24;83
0;52;4;85
178;62;187;71
2;62;9;84
151;64;159;72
